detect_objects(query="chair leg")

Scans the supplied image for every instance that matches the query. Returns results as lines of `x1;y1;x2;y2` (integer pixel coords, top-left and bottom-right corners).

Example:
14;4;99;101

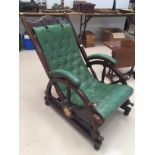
93;135;104;150
120;100;133;116
122;105;131;116
44;81;52;105
89;129;104;150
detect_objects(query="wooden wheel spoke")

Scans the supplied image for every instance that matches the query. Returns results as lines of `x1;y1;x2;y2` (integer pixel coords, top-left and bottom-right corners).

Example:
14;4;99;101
88;60;126;84
101;66;106;82
54;82;65;100
54;80;72;106
66;81;71;104
90;65;98;80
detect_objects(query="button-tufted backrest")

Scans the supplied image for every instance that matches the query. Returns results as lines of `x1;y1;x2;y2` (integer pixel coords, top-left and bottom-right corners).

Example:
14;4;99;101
33;23;91;83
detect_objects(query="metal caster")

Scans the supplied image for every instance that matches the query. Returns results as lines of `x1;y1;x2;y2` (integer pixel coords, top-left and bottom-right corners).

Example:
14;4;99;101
130;103;134;106
94;144;100;150
45;101;50;106
94;136;104;150
44;96;50;106
124;106;131;116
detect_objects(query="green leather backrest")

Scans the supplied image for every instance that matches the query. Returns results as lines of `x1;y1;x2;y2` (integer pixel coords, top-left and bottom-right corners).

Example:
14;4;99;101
33;23;91;83
33;23;134;113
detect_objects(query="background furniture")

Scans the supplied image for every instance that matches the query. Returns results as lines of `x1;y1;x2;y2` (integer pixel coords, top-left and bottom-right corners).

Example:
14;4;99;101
101;28;125;42
82;31;95;47
19;10;135;43
104;39;135;79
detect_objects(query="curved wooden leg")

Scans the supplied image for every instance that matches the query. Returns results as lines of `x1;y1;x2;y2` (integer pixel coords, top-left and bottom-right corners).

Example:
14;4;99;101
90;129;104;150
44;81;52;105
93;132;104;150
120;100;134;116
44;79;105;150
107;68;115;83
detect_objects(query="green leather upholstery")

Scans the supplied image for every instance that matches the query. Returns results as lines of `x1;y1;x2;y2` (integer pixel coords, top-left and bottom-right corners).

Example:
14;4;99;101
33;23;133;119
87;53;117;65
51;69;81;88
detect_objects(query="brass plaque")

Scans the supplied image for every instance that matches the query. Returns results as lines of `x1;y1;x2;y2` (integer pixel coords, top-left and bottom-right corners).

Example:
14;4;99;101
63;106;72;118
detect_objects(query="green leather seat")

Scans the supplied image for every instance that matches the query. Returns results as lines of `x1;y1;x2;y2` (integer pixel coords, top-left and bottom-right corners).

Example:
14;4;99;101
33;23;133;119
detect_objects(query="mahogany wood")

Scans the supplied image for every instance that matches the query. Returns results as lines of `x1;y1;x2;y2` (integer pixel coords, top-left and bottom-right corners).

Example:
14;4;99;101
104;40;135;79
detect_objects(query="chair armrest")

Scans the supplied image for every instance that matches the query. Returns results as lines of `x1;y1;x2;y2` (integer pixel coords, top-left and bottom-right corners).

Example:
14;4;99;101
87;54;117;65
50;69;81;88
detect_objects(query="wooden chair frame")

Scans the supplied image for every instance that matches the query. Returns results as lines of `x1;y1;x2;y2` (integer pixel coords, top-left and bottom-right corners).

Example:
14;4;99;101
21;15;133;150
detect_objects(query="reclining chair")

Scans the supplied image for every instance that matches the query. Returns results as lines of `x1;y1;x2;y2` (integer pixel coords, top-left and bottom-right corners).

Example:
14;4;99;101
21;15;134;150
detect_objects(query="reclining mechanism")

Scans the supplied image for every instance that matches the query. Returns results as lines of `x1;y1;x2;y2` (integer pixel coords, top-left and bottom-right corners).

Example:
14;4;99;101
21;15;134;150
